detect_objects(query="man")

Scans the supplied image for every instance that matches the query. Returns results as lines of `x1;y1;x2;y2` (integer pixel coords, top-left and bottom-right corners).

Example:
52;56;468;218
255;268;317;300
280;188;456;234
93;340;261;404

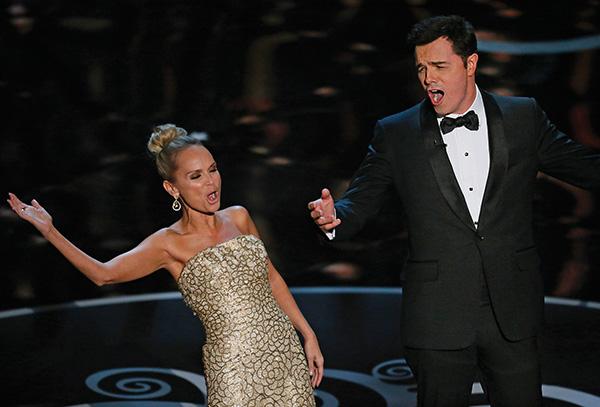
308;15;600;407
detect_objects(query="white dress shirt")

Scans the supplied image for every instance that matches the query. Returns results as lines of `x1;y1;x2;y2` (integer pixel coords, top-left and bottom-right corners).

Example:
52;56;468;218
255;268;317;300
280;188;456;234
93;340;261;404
437;87;489;227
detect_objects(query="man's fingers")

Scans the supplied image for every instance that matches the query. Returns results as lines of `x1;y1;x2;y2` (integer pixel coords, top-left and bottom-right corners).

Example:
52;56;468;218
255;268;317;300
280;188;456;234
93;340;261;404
310;210;322;220
310;190;339;232
308;199;323;212
320;218;341;231
316;215;335;225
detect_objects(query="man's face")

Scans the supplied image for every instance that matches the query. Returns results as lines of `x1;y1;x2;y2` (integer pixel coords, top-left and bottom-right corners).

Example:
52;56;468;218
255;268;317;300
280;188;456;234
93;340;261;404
415;36;478;116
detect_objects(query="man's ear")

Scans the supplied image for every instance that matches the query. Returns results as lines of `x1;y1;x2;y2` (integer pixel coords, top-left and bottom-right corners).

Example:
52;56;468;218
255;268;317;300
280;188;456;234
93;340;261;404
163;180;179;198
466;53;478;76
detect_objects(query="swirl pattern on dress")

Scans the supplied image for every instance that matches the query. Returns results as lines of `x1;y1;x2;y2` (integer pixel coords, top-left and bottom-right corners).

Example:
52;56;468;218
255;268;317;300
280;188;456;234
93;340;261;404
178;234;315;407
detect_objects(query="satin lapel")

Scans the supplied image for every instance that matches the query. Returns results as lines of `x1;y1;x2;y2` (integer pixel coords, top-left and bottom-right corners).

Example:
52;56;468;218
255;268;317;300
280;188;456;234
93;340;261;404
421;101;476;231
478;91;508;231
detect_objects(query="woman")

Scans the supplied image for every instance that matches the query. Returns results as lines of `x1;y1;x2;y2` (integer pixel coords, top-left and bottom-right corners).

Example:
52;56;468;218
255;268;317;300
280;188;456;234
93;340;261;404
7;124;323;406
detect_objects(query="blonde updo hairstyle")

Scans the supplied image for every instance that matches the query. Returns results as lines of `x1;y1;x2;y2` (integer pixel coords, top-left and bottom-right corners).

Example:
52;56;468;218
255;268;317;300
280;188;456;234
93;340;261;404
147;124;205;180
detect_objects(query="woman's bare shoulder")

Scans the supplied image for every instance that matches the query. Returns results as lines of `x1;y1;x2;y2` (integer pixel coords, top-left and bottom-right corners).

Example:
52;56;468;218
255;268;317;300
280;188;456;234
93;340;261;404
221;205;249;217
141;225;182;252
220;206;252;234
143;226;189;275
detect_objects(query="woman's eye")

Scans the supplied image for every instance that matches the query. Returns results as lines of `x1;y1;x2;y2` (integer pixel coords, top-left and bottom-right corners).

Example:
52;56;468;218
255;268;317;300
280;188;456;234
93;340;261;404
191;174;201;179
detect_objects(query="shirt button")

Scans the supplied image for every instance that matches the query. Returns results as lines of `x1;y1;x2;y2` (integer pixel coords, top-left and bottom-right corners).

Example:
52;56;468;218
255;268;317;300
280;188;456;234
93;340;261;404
464;152;469;156
479;235;485;240
469;187;474;191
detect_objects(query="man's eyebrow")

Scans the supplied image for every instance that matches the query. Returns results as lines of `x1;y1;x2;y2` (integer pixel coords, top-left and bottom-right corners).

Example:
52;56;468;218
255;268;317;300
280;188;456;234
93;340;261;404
416;60;448;67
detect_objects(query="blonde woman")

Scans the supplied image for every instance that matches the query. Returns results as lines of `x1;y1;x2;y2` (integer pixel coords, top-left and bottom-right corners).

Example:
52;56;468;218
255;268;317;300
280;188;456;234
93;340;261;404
8;124;323;406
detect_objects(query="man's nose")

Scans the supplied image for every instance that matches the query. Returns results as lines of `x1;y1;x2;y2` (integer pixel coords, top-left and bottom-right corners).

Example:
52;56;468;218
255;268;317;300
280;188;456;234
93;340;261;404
424;70;437;85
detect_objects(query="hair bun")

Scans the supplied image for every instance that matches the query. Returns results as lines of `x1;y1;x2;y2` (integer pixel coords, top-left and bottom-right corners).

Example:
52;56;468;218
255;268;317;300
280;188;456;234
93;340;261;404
147;124;188;156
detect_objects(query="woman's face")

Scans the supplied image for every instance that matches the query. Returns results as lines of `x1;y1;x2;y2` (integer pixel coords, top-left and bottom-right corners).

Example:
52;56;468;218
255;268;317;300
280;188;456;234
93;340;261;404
168;145;221;214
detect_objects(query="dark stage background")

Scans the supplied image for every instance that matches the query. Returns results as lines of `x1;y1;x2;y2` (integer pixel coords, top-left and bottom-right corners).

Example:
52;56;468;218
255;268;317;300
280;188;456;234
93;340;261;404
1;0;599;311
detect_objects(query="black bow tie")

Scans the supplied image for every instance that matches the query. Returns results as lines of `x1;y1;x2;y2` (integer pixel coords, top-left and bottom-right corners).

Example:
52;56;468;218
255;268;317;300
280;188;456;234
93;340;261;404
440;110;479;134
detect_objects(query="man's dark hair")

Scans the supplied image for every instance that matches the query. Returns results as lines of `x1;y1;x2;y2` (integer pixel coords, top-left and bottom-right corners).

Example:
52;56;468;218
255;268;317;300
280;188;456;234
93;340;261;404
407;15;477;65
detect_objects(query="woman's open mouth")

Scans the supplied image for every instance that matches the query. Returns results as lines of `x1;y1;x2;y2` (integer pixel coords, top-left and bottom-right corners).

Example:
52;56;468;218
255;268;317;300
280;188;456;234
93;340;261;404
207;191;219;205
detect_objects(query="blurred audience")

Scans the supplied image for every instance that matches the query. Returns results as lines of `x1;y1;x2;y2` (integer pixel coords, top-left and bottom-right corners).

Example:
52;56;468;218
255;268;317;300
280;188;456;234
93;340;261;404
1;0;598;309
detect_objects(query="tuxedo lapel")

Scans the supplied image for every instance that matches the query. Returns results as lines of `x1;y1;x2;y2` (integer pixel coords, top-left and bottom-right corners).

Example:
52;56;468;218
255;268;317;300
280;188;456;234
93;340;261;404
478;91;508;231
421;101;476;231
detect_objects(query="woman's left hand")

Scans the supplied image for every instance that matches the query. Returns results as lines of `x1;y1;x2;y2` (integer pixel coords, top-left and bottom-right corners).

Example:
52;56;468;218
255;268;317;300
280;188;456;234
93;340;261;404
303;335;324;388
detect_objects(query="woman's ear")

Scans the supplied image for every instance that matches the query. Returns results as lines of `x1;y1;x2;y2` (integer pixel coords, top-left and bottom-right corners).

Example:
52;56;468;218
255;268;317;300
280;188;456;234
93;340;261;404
163;180;179;199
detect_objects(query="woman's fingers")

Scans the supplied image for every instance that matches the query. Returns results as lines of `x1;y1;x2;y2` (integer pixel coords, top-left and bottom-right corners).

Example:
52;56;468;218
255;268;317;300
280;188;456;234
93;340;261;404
7;193;46;224
7;193;24;214
309;356;322;387
306;357;314;386
314;355;324;387
8;193;27;211
305;342;324;387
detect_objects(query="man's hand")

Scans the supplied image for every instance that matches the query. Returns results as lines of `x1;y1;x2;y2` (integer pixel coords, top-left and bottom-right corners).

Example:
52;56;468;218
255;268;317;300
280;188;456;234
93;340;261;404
307;188;341;233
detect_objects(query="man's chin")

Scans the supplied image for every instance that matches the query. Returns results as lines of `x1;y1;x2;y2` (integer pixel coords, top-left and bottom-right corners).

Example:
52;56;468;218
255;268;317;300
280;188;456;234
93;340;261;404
428;99;446;116
433;106;447;117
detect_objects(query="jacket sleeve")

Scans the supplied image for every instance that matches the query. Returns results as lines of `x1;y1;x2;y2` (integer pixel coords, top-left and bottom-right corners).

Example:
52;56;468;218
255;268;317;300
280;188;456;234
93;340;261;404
334;120;395;240
535;99;600;189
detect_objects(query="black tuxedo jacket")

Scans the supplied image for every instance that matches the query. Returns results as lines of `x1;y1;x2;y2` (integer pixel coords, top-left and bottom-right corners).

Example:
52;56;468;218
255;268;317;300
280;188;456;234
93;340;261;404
334;90;600;350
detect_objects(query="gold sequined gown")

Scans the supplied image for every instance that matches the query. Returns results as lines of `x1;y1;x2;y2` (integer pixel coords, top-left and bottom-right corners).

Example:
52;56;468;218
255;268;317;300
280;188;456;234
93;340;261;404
177;234;316;407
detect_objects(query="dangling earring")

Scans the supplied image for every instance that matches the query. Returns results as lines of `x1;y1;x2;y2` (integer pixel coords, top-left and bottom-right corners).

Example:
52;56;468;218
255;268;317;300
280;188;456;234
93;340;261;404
172;196;182;212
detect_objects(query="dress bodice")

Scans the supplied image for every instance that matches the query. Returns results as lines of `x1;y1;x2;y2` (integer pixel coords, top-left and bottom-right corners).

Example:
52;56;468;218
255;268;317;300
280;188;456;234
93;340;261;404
177;234;282;344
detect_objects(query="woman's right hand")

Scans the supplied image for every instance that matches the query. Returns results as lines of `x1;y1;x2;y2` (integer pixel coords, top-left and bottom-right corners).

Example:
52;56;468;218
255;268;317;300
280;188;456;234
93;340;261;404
7;192;54;236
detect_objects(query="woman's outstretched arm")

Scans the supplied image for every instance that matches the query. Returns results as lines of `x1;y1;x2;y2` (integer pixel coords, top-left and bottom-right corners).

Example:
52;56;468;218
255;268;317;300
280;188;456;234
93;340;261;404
7;192;168;286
